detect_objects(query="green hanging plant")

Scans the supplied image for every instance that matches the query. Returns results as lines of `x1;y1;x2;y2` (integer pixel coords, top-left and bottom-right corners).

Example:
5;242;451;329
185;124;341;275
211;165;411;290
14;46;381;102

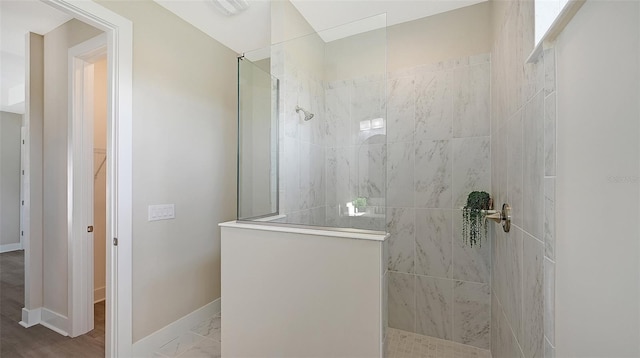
462;191;491;247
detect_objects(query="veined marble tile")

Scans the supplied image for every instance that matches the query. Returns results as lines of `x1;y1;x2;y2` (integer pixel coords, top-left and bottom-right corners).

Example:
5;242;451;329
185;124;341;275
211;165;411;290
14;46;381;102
415;140;452;209
387;77;415;144
496;298;524;358
179;338;221;358
283;138;301;212
503;228;523;343
357;143;386;200
191;315;221;342
544;92;556;176
544;47;556;97
389;272;415;332
453;63;490;138
452;136;491;209
415;209;453;279
156;332;204;357
350;210;385;231
493;227;507;310
544;257;555;347
545;337;555;358
416;276;453;340
324;204;350;228
452;212;491;284
522;233;544;358
387;141;414;208
310;206;327;227
325;147;338;207
508;110;524;228
387;208;415;274
415;71;452;141
491;291;499;355
325;86;351;147
493;127;508;208
523;91;544;240
351;80;385;146
298;142;325;210
544;177;555;260
453;281;490;349
327;147;357;208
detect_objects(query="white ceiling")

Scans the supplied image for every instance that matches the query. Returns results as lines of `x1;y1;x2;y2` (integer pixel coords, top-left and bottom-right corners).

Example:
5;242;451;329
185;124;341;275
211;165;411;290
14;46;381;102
1;0;488;114
1;0;72;114
155;0;488;55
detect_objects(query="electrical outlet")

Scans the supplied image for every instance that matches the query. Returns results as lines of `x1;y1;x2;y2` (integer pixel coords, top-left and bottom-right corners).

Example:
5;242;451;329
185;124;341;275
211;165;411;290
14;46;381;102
148;204;175;221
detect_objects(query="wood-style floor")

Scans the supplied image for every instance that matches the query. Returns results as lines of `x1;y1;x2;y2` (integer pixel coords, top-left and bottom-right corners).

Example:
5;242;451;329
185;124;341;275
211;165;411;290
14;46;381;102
0;251;105;357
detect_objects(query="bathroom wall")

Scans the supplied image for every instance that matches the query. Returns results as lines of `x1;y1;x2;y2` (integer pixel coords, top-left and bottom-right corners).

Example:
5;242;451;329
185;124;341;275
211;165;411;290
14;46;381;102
96;0;238;342
490;0;551;357
555;1;639;356
0;111;22;251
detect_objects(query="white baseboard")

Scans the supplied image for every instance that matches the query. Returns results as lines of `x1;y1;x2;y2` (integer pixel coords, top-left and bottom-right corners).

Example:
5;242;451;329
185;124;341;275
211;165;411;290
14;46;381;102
20;307;41;328
94;286;106;303
40;308;69;336
0;243;22;253
132;298;221;357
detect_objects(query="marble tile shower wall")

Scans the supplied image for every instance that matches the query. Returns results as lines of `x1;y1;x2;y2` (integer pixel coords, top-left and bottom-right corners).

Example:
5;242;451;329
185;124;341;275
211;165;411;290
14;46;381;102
490;1;556;357
384;53;492;350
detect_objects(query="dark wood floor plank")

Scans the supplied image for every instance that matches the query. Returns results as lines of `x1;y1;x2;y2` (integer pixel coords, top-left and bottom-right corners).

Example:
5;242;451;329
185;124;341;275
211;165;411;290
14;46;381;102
0;251;105;358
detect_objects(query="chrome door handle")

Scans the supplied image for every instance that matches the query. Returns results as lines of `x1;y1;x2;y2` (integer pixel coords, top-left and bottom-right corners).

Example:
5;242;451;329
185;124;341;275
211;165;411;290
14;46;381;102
87;226;94;233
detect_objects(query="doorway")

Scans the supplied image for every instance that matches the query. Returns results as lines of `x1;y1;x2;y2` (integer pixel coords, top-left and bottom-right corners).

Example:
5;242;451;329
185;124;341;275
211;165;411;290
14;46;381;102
11;0;133;356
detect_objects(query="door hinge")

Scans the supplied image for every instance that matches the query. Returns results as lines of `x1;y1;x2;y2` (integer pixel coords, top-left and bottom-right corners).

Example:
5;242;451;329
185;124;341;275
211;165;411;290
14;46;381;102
21;231;24;236
113;237;118;246
21;200;24;205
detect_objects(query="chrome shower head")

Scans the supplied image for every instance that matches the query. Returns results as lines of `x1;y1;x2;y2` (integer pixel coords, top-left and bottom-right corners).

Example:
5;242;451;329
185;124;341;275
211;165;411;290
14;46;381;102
295;105;314;121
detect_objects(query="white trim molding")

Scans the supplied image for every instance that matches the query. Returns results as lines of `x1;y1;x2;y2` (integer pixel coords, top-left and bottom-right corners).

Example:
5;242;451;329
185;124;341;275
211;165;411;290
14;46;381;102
40;1;133;356
40;308;70;337
132;299;221;357
0;243;23;253
20;307;42;328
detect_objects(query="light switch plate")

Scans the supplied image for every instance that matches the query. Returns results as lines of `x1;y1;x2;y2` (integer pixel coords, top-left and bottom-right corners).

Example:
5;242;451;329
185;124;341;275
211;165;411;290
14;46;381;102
148;204;175;221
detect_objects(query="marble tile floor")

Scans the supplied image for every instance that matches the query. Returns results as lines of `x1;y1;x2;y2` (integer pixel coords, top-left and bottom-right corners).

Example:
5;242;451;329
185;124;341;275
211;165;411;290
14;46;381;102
154;315;221;357
154;316;491;358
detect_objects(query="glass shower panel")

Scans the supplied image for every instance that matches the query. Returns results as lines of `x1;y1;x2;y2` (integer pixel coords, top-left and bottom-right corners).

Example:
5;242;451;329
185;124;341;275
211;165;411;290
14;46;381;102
323;19;387;232
238;14;387;232
237;57;279;220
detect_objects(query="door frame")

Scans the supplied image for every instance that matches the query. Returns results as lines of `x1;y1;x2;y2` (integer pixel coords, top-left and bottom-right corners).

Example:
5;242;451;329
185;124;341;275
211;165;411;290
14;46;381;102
68;33;106;338
30;1;132;356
